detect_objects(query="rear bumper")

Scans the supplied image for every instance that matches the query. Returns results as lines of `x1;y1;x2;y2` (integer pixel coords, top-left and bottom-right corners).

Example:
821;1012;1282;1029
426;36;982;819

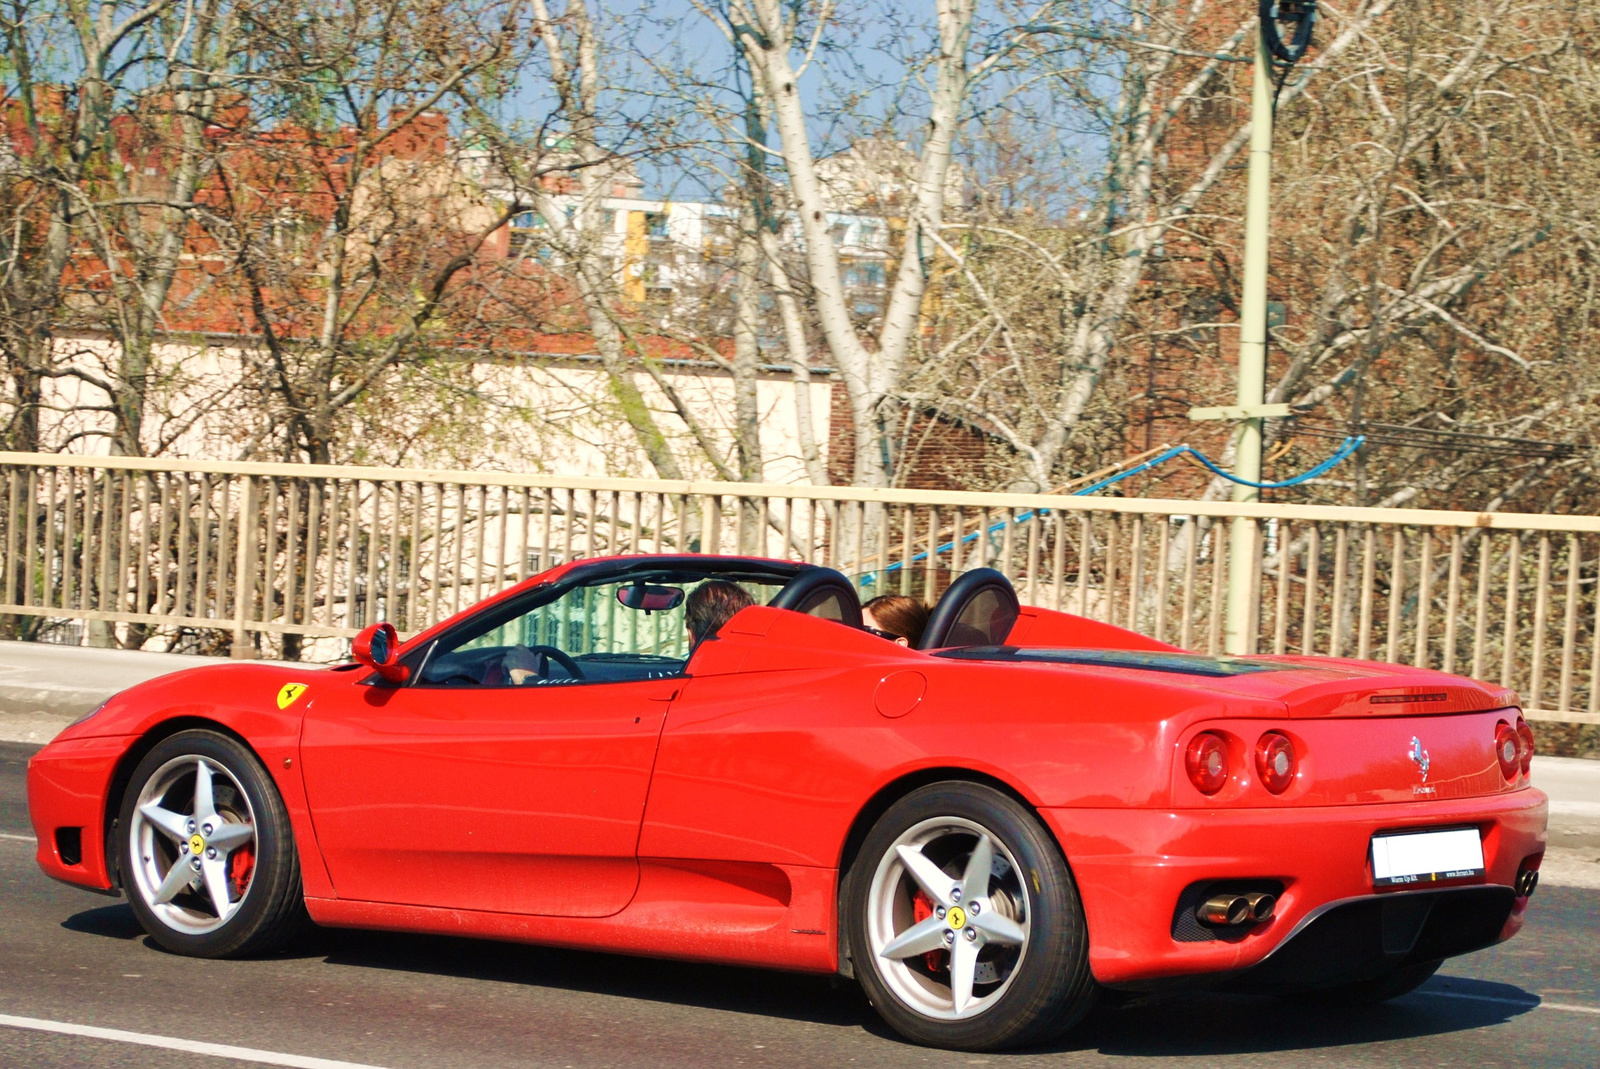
1042;788;1547;986
26;734;134;893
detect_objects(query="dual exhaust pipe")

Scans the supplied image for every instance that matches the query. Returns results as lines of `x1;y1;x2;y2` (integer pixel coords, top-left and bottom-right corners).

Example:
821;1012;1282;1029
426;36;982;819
1198;890;1277;927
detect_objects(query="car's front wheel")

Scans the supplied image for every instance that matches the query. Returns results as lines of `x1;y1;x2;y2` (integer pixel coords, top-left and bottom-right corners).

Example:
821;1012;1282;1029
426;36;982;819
117;729;308;957
844;782;1095;1050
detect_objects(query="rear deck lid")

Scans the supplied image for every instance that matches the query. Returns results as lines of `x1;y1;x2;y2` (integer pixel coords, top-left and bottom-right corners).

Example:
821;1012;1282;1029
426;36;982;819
933;646;1516;717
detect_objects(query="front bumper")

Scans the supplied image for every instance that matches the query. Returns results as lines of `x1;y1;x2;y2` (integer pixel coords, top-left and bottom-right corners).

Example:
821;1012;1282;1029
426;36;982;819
1042;788;1547;986
26;734;135;893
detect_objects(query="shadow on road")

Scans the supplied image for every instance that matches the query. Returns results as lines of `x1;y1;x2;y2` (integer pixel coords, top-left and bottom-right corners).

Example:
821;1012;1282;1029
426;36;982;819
1045;975;1539;1057
61;903;1543;1054
60;903;145;940
321;926;882;1030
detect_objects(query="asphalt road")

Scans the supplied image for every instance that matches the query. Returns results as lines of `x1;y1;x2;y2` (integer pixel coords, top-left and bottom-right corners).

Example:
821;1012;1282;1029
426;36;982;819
2;742;1596;1069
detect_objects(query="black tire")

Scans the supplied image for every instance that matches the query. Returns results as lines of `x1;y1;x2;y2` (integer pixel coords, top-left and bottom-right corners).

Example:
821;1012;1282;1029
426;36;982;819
1303;959;1443;1006
117;729;309;958
843;782;1096;1051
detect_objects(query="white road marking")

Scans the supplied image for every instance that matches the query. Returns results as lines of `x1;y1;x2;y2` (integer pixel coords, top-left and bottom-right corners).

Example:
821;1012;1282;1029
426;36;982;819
0;832;33;842
1550;800;1600;818
0;1013;400;1068
1416;990;1600;1014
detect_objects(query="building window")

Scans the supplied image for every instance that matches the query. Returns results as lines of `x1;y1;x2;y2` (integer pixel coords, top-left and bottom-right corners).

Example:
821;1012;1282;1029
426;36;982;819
509;210;546;255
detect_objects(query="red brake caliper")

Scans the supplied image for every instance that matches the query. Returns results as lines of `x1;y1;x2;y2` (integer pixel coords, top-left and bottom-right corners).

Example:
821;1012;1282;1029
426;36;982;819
911;891;947;972
227;844;255;899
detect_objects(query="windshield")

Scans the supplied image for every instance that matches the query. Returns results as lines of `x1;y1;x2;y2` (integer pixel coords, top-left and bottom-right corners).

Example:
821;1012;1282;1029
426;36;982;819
414;574;791;687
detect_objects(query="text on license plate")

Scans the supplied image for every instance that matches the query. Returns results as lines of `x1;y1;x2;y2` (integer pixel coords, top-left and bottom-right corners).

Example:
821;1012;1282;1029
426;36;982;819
1370;827;1485;887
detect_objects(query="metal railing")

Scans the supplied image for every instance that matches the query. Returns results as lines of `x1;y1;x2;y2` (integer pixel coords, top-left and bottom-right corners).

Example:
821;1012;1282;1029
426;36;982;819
2;452;1598;724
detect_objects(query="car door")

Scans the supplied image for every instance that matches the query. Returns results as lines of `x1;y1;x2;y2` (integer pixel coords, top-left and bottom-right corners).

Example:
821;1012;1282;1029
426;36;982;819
299;581;686;917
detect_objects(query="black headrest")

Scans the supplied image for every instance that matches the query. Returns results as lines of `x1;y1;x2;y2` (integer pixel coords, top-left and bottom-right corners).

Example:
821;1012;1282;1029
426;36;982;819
767;566;863;628
918;567;1020;650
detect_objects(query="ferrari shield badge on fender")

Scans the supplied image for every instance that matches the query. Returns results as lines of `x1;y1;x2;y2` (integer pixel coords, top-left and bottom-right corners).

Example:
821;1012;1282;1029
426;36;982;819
276;683;309;710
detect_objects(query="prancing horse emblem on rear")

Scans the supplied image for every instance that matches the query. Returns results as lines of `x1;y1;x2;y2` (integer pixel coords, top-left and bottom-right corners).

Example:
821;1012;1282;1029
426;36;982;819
1408;736;1431;782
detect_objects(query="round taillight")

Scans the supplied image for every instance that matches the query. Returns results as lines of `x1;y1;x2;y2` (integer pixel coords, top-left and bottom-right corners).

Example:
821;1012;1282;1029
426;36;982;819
1255;732;1297;794
1495;721;1520;780
1516;717;1535;776
1186;732;1229;795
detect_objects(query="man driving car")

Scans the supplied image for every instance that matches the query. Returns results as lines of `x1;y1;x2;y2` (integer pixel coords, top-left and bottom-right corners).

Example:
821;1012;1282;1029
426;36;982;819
685;580;755;649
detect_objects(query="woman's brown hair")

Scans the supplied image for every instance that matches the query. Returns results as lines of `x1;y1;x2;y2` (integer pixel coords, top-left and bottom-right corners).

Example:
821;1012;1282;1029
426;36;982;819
863;594;930;647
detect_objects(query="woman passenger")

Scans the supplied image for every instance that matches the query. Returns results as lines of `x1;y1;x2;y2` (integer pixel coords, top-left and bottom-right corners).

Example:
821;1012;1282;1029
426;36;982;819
862;594;930;649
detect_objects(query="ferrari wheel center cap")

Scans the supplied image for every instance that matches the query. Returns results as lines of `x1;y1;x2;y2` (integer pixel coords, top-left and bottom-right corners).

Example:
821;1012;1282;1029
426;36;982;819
947;906;967;930
189;833;206;855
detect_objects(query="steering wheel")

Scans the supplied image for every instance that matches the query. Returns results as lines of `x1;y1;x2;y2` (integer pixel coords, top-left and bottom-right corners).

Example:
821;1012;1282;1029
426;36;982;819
513;645;585;682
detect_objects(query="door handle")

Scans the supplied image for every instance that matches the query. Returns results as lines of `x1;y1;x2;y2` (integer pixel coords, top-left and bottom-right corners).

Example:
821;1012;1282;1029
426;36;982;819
647;688;680;702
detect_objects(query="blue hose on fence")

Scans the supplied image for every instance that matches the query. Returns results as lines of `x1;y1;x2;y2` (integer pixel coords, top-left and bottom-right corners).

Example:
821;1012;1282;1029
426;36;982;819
869;436;1365;578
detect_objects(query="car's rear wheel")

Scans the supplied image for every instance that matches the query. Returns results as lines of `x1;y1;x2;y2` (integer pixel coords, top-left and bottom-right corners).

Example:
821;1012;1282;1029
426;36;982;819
844;782;1095;1050
117;730;308;957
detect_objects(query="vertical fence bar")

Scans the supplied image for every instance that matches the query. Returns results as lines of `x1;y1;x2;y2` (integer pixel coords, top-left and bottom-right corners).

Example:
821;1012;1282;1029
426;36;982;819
1104;517;1119;625
1559;536;1580;713
1501;534;1521;688
1207;525;1225;655
1358;526;1376;660
1127;516;1145;632
1472;536;1491;679
1330;525;1349;657
1590;555;1600;715
900;507;915;597
1155;518;1171;644
133;474;150;614
1413;529;1434;669
428;483;445;629
1443;529;1463;675
302;481;320;627
407;485;425;630
474;485;489;603
231;476;258;657
1273;522;1291;655
951;509;965;575
194;476;212;621
1301;525;1319;656
588;489;601;563
283;480;301;628
62;469;78;612
1530;534;1552;709
1180;519;1197;650
262;479;279;630
498;486;512;591
23;469;41;608
113;471;131;619
454;485;470;615
96;474;113;617
1052;512;1068;612
385;482;404;620
215;477;233;625
1386;528;1404;663
342;481;361;628
520;488;533;581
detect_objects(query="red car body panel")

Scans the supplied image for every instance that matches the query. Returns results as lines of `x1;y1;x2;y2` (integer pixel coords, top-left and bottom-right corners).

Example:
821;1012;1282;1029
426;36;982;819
26;554;1548;989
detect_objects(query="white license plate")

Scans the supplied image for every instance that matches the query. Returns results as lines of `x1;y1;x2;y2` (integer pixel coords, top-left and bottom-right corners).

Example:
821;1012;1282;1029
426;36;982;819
1370;828;1485;887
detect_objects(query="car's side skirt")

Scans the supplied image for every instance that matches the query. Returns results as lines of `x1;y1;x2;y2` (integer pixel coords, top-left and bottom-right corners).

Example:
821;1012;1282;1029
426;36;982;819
304;859;838;972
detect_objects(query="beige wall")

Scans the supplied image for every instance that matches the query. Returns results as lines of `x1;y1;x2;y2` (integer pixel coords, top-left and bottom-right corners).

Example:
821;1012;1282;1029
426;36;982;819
39;335;831;483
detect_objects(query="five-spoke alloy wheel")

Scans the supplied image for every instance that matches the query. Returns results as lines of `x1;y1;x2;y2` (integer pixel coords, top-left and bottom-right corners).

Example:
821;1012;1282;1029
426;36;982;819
845;782;1094;1051
118;730;308;957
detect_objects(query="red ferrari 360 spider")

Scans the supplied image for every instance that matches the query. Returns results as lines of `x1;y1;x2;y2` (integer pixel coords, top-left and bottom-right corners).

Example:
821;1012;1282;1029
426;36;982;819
28;555;1548;1050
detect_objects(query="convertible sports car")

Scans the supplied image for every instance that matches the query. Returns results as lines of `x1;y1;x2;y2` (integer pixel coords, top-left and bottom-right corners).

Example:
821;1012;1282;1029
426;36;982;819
28;554;1548;1050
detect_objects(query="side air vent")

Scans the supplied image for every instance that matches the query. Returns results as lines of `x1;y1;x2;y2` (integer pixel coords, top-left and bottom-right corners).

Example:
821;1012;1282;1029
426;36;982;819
54;827;83;866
